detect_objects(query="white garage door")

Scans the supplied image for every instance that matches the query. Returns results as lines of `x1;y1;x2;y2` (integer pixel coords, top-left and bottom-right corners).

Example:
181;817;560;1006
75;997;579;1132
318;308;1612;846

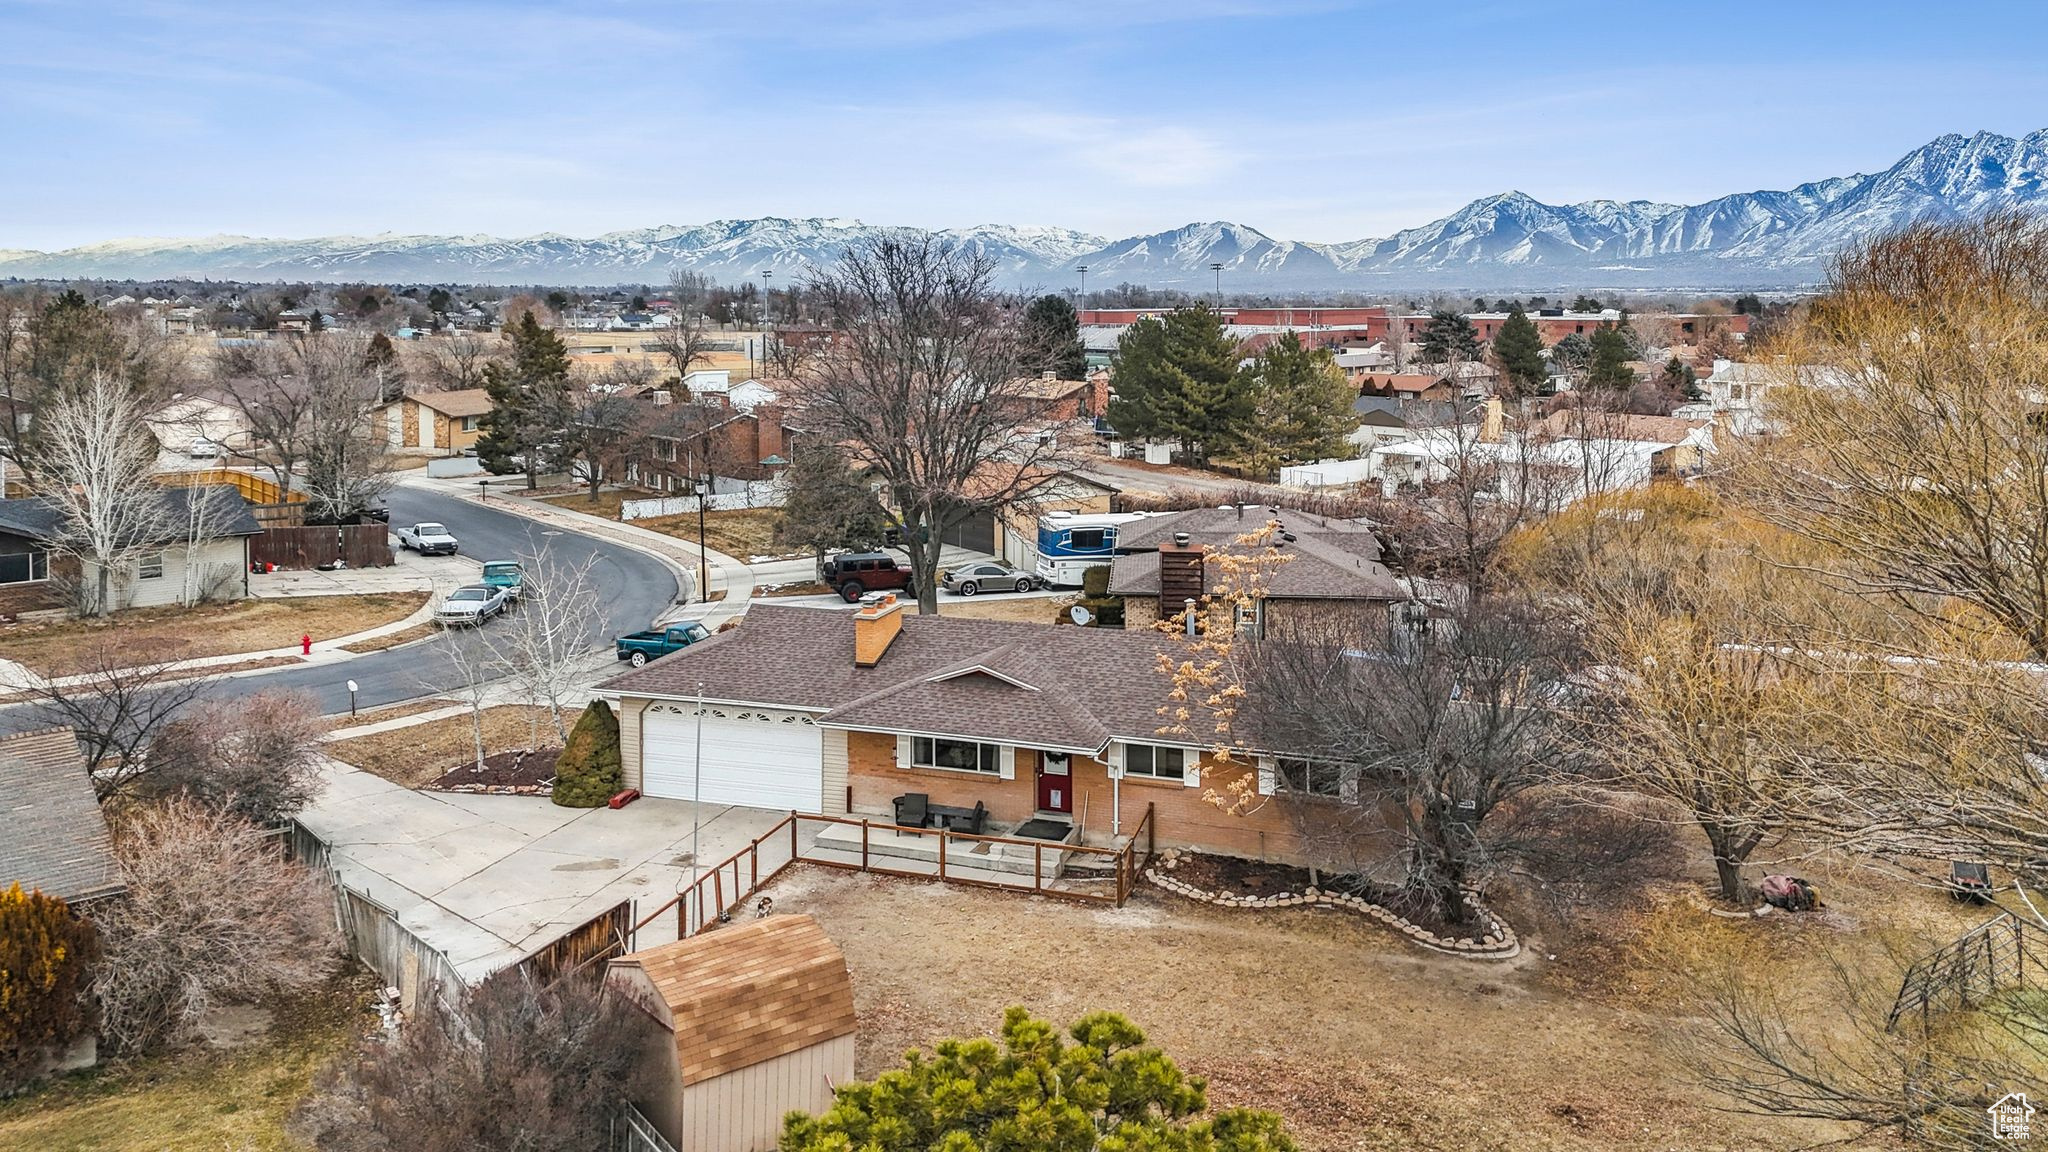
642;704;824;813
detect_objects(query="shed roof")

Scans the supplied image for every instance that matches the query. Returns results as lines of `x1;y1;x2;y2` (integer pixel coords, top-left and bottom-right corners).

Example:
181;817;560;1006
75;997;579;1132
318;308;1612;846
613;914;856;1086
0;727;123;903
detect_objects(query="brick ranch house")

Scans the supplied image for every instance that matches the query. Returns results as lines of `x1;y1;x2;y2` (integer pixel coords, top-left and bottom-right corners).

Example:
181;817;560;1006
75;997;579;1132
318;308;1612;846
597;598;1321;863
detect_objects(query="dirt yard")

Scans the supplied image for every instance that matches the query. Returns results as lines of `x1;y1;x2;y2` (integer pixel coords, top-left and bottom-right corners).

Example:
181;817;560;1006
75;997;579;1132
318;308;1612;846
325;704;557;788
748;859;1981;1152
0;592;427;674
940;594;1076;624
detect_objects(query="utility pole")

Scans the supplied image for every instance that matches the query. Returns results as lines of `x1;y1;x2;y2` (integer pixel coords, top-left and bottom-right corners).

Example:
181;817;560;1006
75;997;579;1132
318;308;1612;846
1076;264;1088;305
1210;262;1224;307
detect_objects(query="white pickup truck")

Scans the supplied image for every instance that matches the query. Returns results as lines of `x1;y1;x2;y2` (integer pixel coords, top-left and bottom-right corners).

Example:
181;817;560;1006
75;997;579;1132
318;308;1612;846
396;522;459;556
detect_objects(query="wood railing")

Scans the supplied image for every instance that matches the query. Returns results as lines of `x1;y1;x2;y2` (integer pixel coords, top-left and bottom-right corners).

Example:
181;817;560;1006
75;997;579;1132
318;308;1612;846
628;803;1159;946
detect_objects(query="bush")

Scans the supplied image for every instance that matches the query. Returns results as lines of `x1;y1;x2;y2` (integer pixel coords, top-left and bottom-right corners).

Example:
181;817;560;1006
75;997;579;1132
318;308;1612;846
94;800;337;1055
551;701;622;808
1080;563;1112;597
139;691;325;826
296;970;654;1152
0;884;100;1090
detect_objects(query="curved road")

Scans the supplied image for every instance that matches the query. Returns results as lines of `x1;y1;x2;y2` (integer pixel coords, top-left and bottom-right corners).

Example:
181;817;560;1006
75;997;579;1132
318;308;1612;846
214;485;681;714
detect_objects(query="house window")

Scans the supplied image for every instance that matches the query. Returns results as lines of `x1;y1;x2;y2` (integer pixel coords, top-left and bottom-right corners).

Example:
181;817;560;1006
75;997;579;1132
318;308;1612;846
1124;743;1187;780
460;415;480;432
138;552;165;580
911;736;1000;774
0;550;49;585
1279;757;1350;799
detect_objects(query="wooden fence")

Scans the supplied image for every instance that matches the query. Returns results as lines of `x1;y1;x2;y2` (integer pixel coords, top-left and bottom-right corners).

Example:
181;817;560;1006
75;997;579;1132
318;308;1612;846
631;804;1157;946
156;467;302;507
290;821;464;1015
1887;911;2041;1034
252;524;394;569
517;900;635;987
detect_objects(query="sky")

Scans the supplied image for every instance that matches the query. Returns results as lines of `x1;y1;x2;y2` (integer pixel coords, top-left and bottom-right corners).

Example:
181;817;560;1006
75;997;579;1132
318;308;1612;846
3;0;2045;251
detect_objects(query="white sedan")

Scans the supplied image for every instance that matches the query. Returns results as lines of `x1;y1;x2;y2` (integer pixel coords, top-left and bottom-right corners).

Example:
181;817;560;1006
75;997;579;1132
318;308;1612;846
435;584;511;626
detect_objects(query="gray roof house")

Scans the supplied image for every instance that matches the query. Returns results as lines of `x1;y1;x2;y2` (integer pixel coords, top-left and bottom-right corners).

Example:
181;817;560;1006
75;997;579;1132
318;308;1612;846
0;486;262;616
0;727;122;904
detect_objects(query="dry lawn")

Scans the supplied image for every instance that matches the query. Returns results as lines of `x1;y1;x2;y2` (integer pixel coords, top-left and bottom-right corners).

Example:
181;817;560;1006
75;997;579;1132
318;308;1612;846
0;592;427;675
537;490;788;559
940;594;1076;624
322;697;457;733
0;974;374;1152
338;618;439;654
751;857;1990;1151
326;704;555;787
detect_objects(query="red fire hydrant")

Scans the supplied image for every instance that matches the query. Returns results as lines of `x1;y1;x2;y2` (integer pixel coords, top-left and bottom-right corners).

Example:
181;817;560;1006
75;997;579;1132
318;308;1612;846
301;633;313;656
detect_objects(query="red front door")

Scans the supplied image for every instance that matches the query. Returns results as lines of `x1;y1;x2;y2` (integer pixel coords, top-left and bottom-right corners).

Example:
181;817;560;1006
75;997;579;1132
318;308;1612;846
1036;752;1072;813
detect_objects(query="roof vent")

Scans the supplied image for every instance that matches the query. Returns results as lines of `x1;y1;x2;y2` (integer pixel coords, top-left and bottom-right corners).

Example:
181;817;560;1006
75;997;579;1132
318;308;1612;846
1173;532;1191;547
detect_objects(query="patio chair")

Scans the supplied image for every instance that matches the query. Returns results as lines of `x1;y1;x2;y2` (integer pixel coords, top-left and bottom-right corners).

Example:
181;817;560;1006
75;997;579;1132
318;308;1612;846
893;792;931;829
1949;860;1993;903
940;801;987;836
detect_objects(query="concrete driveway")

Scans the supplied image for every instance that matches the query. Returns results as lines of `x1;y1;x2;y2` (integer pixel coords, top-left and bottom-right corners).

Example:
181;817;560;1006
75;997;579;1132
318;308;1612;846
298;760;787;983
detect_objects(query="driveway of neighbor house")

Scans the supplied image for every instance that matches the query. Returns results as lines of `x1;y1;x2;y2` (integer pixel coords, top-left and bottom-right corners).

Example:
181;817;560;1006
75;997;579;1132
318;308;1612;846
297;760;788;982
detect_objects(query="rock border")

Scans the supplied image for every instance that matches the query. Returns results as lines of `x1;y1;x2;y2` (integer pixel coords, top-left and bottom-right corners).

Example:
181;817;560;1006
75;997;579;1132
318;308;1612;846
1143;848;1521;959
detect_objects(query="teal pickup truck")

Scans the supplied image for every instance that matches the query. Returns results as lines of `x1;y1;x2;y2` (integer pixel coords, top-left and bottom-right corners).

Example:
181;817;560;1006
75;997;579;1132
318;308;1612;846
481;560;524;600
615;621;712;667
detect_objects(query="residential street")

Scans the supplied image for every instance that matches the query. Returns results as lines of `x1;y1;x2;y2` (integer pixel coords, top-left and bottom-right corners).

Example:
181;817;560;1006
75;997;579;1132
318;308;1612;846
197;483;682;713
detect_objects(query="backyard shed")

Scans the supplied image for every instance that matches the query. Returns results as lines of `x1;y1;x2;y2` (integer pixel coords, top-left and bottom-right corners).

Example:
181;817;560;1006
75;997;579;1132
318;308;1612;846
607;914;856;1152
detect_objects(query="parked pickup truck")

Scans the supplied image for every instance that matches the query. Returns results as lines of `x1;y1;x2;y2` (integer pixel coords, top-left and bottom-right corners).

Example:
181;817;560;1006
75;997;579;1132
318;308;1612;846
481;559;523;600
615;621;712;667
397;522;459;556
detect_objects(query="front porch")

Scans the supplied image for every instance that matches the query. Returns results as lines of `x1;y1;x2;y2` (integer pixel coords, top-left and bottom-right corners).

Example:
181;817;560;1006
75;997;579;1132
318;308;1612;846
808;813;1086;884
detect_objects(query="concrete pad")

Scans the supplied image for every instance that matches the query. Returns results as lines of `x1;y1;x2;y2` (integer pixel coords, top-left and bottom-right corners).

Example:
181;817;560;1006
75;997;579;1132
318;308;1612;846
298;760;787;980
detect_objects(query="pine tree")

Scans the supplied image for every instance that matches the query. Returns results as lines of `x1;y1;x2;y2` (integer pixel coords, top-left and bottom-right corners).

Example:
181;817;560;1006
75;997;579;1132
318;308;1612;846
1570;294;1605;312
1417;310;1481;363
775;443;887;561
780;1008;1297;1152
1551;332;1594;375
1588;324;1635;391
1664;355;1704;401
1233;332;1355;476
550;701;622;808
476;310;572;489
1105;305;1246;465
1020;294;1088;381
1490;306;1547;395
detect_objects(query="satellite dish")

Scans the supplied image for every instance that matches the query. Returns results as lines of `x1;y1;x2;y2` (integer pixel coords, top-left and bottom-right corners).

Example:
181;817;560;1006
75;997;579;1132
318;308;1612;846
1069;605;1094;626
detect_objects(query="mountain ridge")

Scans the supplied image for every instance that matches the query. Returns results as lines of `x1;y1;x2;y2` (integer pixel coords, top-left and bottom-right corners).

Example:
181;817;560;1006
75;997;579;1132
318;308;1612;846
4;128;2043;290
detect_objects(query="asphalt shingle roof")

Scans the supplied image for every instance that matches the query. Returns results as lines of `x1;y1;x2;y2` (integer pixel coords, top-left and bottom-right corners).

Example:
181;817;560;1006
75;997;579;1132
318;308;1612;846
1106;506;1400;602
597;604;1194;752
0;485;261;544
0;727;123;903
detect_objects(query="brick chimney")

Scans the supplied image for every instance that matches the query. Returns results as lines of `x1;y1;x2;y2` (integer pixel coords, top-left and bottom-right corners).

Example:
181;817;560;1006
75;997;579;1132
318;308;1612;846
1156;532;1207;614
853;594;906;667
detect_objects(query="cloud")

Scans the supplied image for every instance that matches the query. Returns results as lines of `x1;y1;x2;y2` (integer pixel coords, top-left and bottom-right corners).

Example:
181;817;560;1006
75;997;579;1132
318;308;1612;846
1002;113;1237;189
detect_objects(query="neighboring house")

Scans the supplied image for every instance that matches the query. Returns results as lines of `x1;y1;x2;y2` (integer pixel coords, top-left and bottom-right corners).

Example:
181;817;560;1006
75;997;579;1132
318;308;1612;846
606;914;855;1152
275;308;315;333
0;726;123;905
0;485;260;617
863;461;1116;562
1107;505;1404;636
1006;372;1109;424
146;390;252;463
597;599;1321;863
375;388;491;456
638;402;797;492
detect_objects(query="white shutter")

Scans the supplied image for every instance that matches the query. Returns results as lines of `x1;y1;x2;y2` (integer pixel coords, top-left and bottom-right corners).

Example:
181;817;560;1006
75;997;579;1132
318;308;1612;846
997;745;1015;781
1183;750;1200;788
1256;756;1277;796
895;734;912;768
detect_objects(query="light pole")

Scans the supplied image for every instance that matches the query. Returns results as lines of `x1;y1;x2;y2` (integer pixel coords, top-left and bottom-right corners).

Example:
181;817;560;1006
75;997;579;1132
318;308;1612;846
696;468;711;601
760;269;774;371
690;677;705;930
1210;262;1224;307
1075;264;1088;304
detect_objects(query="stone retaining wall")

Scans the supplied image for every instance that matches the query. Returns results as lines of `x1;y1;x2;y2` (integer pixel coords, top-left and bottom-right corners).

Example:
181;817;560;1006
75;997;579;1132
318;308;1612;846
1145;848;1521;959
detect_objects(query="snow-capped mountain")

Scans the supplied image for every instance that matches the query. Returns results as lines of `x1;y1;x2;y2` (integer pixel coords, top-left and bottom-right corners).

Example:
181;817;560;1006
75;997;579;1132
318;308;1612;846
4;129;2043;289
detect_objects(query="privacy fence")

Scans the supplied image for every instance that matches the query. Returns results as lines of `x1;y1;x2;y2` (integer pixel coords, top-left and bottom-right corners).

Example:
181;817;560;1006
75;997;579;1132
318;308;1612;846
252;524;394;570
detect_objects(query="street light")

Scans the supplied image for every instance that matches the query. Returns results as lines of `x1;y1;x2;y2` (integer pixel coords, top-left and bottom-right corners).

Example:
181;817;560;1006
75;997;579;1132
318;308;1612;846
1210;262;1224;306
696;469;711;602
1075;264;1088;303
346;679;359;718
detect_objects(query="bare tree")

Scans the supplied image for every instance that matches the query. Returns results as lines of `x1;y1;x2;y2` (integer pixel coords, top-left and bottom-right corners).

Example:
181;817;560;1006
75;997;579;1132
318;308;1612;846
295;969;654;1152
796;234;1062;612
429;628;507;772
93;799;338;1055
501;546;604;744
1230;595;1584;924
8;640;215;799
647;270;718;384
34;370;174;615
138;691;327;826
561;363;655;501
420;331;501;391
215;334;395;521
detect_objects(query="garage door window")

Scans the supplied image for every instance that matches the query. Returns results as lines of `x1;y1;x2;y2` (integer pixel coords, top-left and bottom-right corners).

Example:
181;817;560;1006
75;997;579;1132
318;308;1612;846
912;736;999;774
